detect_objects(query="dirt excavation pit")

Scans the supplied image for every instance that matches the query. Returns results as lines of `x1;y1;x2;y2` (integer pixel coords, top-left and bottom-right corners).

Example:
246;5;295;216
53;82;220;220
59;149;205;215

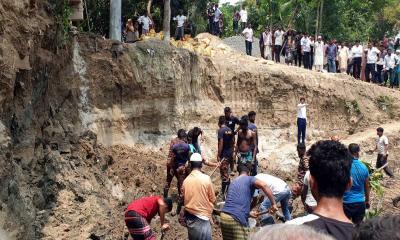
1;1;400;239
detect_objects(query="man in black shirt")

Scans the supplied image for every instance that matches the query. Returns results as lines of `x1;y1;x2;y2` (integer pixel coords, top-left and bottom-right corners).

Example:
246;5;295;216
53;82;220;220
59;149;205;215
217;116;235;199
224;107;240;133
187;127;204;153
286;140;355;240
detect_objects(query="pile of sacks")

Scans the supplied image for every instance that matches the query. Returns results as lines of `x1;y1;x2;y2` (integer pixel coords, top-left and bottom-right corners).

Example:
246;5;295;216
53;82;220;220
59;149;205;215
141;31;233;57
170;33;234;57
140;29;164;41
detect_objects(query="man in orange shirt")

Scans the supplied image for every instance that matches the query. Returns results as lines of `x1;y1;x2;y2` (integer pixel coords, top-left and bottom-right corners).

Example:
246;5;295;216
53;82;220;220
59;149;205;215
182;153;216;240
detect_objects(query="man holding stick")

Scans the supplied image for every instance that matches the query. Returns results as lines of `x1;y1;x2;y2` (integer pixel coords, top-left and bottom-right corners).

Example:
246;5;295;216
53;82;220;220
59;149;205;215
217;116;235;199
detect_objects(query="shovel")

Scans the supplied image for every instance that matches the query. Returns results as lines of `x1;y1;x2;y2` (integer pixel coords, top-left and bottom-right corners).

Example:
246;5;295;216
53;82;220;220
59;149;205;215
209;158;226;177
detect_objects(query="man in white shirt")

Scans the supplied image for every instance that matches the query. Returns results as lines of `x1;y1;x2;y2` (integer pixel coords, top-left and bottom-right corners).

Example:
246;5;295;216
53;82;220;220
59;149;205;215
301;33;311;69
256;173;292;225
302;171;317;213
314;36;324;72
373;127;394;177
239;7;247;31
173;11;187;40
274;28;284;63
213;4;223;36
297;97;308;144
351;41;363;79
262;27;273;60
364;42;381;83
242;23;254;56
138;12;152;35
383;49;399;88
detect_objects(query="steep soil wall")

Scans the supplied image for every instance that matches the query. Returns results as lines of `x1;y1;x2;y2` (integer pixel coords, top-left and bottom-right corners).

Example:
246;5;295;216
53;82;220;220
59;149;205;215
77;34;400;170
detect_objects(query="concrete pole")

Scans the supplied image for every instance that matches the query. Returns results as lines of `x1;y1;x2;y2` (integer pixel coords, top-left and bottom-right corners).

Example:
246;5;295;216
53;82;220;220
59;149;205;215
110;0;122;41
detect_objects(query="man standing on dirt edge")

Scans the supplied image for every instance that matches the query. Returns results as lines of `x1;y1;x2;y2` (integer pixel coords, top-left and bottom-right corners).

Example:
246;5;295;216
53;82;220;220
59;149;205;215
182;153;216;240
297;97;308;144
374;127;394;178
125;196;173;240
218;116;235;199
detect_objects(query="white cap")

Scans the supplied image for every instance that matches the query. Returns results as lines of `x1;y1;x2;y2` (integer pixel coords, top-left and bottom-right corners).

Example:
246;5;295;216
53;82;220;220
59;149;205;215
190;153;202;162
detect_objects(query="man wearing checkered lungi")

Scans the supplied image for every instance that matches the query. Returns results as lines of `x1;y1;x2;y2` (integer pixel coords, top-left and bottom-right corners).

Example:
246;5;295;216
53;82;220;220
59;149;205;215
220;165;278;240
124;196;173;240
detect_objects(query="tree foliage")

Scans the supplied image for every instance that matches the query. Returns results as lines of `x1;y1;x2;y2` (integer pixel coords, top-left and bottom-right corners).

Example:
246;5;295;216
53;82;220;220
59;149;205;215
80;0;208;37
221;0;399;42
78;0;399;41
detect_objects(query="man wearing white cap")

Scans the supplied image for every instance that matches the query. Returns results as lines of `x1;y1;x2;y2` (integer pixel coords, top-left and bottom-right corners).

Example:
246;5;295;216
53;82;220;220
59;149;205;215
182;153;216;240
314;36;324;72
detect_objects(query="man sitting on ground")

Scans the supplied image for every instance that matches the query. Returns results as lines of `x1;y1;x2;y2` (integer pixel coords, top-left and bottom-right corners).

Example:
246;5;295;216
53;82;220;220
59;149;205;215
124;196;172;240
220;165;277;240
286;140;355;240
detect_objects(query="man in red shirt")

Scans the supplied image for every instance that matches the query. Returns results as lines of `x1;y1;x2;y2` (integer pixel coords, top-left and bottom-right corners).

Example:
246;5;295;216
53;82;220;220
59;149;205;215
125;196;173;240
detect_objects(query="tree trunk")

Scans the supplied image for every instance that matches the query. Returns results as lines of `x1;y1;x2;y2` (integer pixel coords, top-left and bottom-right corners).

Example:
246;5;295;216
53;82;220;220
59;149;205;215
318;0;324;36
269;0;273;30
163;0;171;42
315;0;320;39
109;0;121;41
147;0;153;17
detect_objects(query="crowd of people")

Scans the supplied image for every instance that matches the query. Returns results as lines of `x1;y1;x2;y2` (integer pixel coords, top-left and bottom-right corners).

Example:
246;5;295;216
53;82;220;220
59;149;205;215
203;5;399;88
123;11;195;43
257;27;400;86
123;100;398;240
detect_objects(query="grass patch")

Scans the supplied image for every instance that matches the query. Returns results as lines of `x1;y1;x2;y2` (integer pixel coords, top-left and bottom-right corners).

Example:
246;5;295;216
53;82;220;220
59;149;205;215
376;96;396;118
345;100;362;115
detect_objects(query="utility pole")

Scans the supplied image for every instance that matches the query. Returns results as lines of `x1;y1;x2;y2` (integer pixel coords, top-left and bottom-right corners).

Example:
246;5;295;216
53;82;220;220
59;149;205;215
110;0;121;41
163;0;171;42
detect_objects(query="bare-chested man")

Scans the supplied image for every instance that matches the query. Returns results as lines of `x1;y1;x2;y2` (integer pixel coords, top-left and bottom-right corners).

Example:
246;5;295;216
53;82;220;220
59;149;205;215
236;118;257;175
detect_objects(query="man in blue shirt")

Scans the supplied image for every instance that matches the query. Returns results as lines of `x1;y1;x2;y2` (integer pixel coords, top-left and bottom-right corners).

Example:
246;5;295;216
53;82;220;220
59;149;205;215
326;40;338;73
220;165;277;239
343;143;370;225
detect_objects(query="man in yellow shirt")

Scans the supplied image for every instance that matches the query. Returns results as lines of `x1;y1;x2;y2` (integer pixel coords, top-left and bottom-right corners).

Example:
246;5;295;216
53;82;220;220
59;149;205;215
182;153;216;240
